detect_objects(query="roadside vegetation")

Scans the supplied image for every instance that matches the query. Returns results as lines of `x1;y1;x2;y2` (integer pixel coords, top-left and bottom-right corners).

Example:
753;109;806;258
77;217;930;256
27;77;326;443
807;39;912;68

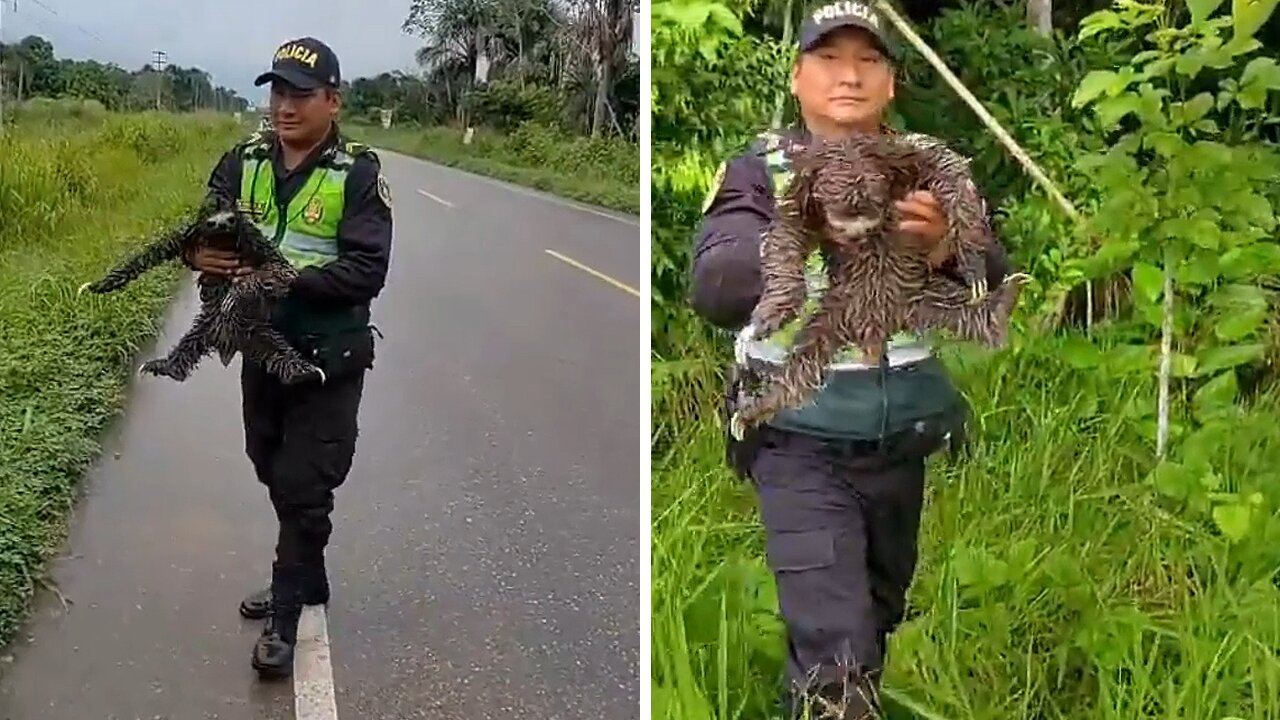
341;0;640;213
0;29;255;647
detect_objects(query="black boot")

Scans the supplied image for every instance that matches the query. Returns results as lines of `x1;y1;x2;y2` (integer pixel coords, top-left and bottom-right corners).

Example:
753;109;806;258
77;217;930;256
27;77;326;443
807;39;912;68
250;563;304;680
239;565;330;620
239;588;273;620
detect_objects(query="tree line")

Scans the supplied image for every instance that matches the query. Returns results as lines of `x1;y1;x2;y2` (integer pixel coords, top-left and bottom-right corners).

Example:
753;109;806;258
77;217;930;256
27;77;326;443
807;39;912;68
0;35;250;113
342;0;638;138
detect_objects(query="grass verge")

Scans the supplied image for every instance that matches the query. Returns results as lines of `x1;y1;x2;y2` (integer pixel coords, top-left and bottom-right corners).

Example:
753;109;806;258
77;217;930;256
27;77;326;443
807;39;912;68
652;333;1280;720
0;111;244;646
346;121;640;215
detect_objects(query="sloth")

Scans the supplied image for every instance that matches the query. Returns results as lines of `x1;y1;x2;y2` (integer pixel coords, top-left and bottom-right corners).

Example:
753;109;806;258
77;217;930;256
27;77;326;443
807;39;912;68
79;202;326;386
730;131;1030;439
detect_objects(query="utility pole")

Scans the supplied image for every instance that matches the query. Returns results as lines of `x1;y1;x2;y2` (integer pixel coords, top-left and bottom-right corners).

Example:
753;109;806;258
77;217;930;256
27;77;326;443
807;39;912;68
0;0;12;135
152;49;167;110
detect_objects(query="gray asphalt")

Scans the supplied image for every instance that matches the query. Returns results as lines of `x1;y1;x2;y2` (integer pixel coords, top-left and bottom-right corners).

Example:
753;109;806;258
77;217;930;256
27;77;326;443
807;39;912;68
0;150;641;720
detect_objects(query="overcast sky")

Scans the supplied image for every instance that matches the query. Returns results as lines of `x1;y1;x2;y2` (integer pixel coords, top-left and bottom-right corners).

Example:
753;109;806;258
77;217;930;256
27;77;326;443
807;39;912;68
1;0;425;105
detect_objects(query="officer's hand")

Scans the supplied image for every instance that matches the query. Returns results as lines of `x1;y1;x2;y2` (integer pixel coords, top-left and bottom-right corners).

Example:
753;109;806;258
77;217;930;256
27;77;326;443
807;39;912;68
188;247;250;276
895;191;950;266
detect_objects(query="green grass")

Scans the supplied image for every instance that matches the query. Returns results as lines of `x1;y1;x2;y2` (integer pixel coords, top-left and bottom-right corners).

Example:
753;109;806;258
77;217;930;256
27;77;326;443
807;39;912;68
0;111;244;646
652;333;1280;720
346;121;639;215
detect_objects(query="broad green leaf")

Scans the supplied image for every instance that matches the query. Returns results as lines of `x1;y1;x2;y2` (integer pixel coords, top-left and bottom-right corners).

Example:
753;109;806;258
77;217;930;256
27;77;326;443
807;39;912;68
1171;353;1199;378
1150;460;1194;500
1177;253;1219;285
1233;0;1278;40
1219;243;1280;278
1222;35;1264;56
1078;10;1125;42
1212;503;1252;543
1190;139;1237;167
1209;282;1270;312
1059;336;1103;369
1106;344;1154;375
1131;262;1164;304
1208;284;1270;342
1176;50;1209;79
1235;82;1269;109
1241;57;1280;88
1095;95;1144;128
1073;70;1119;108
1237;57;1280;109
1195;343;1266;376
1157;216;1220;249
1143;56;1177;79
1193;118;1221;134
1193;370;1240;419
1139;303;1164;330
1215;307;1267;341
1190;0;1228;24
1180;93;1216;124
1145;131;1186;157
1182;426;1225;466
1081;239;1140;277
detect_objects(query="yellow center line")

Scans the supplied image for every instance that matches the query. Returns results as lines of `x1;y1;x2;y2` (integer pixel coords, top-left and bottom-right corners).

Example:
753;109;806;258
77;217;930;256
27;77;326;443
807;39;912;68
544;249;640;299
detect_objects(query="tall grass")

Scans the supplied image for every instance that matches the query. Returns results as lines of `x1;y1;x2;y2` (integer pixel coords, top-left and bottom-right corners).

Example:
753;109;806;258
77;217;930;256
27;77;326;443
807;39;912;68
652;332;1280;720
0;110;244;645
348;121;640;214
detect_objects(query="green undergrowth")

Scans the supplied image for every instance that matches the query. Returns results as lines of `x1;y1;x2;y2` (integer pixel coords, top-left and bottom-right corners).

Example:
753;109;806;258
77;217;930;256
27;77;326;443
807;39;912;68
0;111;243;646
652;333;1280;720
346;121;639;215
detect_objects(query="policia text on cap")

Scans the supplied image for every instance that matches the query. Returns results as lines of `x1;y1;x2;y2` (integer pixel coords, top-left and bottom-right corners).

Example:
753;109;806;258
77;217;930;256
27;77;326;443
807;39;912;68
691;3;1013;718
184;36;393;680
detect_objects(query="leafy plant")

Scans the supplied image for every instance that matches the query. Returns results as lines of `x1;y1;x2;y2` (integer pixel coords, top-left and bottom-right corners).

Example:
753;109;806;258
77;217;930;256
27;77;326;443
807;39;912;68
1069;0;1280;540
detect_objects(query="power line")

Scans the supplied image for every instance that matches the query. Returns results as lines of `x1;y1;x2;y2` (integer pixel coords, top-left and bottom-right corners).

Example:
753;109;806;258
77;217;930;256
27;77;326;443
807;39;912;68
1;0;104;44
22;0;103;42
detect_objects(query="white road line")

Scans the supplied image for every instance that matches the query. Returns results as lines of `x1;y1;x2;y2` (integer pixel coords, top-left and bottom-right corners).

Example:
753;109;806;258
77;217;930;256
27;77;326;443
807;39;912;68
384;148;638;227
544;249;640;298
488;177;636;225
416;188;455;208
294;604;339;720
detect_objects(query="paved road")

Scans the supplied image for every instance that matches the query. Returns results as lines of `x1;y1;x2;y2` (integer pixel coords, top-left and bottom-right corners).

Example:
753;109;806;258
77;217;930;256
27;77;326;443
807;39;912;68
0;150;641;720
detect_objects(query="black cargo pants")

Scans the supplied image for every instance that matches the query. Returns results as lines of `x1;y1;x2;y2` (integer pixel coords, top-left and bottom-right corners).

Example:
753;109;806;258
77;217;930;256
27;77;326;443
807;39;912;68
240;343;367;594
746;425;935;714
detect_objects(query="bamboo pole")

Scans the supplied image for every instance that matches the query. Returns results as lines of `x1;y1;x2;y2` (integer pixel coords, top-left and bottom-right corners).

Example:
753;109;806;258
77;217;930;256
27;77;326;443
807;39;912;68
874;0;1093;329
875;0;1075;220
873;0;1080;223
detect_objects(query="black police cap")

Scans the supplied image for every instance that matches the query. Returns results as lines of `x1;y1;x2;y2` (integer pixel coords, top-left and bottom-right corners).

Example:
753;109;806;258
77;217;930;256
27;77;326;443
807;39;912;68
798;1;898;60
254;37;341;91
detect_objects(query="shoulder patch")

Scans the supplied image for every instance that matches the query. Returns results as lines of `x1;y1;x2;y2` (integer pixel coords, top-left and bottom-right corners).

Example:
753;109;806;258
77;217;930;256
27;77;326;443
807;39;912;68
342;140;380;164
376;173;393;208
238;130;274;157
702;161;727;214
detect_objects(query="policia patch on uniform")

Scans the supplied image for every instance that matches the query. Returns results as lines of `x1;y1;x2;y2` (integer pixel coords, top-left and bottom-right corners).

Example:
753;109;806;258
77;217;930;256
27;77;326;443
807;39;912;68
376;173;393;208
303;196;325;225
702;161;727;214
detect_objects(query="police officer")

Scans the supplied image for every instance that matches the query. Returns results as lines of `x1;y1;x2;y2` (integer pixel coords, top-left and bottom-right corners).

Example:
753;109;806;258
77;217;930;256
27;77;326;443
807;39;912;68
692;3;1012;717
184;37;393;679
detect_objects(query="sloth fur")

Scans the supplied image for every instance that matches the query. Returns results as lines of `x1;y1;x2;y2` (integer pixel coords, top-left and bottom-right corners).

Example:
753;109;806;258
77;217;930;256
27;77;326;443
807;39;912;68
79;202;326;386
731;131;1030;438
